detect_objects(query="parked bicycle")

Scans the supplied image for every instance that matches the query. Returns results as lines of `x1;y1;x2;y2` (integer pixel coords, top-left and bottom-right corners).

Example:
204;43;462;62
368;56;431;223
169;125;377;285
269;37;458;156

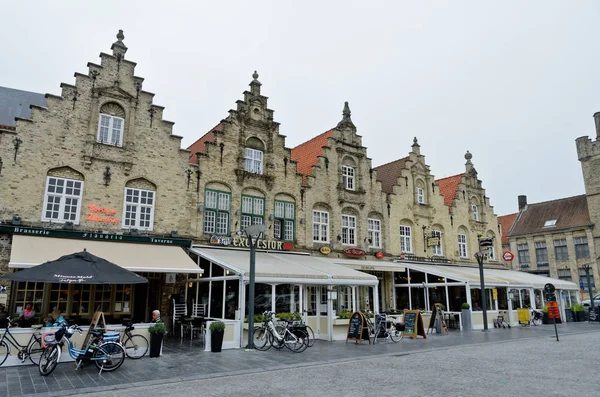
362;311;403;344
0;318;44;366
38;324;125;376
291;311;315;347
253;311;308;353
111;322;149;359
521;309;543;327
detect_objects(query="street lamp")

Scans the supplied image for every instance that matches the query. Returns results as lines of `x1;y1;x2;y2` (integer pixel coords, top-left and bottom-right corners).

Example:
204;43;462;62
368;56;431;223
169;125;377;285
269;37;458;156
243;224;266;350
582;263;595;307
475;236;494;331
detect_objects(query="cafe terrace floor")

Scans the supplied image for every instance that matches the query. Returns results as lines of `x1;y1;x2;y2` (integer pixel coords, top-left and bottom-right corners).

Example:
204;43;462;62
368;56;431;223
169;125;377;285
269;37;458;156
1;323;599;397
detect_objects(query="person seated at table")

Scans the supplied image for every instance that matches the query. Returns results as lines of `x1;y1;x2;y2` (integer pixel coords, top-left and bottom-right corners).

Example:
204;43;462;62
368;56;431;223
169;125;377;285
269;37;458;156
151;310;163;324
44;309;67;327
18;303;36;327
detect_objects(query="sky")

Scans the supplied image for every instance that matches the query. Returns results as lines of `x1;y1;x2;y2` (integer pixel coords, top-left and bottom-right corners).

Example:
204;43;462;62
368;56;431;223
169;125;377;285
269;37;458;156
2;1;599;216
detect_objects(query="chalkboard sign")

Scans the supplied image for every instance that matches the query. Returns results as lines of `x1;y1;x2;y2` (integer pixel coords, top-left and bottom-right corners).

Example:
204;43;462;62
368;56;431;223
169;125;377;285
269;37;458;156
427;304;449;335
346;312;370;344
403;310;427;339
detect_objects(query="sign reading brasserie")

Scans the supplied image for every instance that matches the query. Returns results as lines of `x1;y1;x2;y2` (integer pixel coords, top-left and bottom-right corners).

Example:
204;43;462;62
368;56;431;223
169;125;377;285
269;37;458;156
210;235;293;251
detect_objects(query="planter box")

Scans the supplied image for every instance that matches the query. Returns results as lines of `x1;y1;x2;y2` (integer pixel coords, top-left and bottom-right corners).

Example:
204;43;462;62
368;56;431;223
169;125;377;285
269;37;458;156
333;319;350;326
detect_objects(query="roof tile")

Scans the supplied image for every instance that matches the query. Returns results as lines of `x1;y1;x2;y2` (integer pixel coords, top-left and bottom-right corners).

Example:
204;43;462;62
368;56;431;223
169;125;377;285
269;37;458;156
435;173;465;207
290;129;335;179
373;157;410;194
497;213;518;246
187;123;222;164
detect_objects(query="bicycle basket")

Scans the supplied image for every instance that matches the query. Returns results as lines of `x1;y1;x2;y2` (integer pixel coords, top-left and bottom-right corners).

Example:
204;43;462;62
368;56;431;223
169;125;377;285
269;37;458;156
395;323;406;332
43;334;57;346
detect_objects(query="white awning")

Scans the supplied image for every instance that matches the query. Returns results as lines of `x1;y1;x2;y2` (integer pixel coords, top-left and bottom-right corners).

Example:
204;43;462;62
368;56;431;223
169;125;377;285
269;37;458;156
190;246;378;286
326;258;405;273
394;261;579;290
9;235;203;274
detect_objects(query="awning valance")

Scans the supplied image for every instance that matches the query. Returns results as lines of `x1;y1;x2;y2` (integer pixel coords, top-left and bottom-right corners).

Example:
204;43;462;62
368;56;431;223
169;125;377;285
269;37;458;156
190;246;378;286
9;235;203;274
326;258;405;273
394;261;579;290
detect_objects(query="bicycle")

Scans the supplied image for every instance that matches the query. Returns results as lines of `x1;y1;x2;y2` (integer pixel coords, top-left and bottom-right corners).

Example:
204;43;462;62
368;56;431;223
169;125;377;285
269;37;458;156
0;318;44;366
252;311;308;353
362;311;403;344
291;311;315;347
520;309;543;327
110;322;149;359
38;324;125;376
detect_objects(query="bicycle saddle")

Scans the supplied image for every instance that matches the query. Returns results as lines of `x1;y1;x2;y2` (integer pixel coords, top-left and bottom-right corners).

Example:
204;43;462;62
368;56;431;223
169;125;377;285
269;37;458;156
31;324;43;330
125;325;135;331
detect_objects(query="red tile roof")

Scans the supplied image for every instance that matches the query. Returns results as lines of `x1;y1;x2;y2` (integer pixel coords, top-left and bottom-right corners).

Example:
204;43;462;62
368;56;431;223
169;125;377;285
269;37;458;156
435;173;464;207
497;213;518;246
373;157;410;194
508;195;591;237
187;123;222;164
290;129;335;178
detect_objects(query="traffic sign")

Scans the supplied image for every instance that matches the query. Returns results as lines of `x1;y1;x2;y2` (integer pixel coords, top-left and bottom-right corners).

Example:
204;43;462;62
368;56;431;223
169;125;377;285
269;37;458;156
547;301;560;319
502;251;515;262
479;238;494;247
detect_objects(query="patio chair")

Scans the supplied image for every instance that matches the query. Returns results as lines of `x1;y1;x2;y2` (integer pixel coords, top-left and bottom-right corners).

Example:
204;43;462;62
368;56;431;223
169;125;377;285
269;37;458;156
191;300;206;317
190;317;206;341
172;299;187;337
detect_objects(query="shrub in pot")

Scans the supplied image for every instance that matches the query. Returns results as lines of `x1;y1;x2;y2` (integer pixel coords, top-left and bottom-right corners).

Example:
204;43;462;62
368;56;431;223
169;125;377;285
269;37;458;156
148;322;166;358
209;321;226;353
572;304;584;322
461;302;472;331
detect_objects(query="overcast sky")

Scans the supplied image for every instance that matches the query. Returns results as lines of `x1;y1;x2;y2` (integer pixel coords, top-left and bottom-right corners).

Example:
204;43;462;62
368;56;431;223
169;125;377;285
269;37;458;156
2;1;599;216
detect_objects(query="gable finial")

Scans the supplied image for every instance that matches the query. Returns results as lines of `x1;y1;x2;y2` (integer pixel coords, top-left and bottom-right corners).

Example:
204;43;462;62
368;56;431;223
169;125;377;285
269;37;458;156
249;70;261;95
111;29;128;57
336;101;356;130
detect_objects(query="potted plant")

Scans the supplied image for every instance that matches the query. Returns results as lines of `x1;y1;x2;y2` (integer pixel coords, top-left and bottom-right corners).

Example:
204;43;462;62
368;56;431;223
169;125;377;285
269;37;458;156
209;321;226;352
542;305;549;324
461;302;472;331
572;304;584;322
148;322;166;358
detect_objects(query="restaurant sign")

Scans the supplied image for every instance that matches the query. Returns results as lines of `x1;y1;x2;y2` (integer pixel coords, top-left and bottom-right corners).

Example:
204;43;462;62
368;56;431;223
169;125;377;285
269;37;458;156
320;246;331;255
0;225;191;246
85;203;118;224
344;247;366;258
210;235;293;251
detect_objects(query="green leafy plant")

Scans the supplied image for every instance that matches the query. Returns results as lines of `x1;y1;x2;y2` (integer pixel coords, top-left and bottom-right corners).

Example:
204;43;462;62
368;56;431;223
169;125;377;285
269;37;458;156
461;302;470;310
209;320;226;333
148;322;166;336
435;303;445;311
337;311;352;319
244;314;265;323
542;306;549;313
277;312;301;321
572;303;584;312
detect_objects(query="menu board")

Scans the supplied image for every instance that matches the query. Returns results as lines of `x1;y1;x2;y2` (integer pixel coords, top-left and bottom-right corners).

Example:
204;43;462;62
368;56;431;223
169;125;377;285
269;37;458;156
346;311;370;344
403;310;426;339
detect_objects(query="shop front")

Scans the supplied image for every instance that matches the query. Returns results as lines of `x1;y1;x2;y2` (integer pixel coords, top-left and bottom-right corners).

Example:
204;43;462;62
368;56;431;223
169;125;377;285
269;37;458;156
2;226;203;326
189;245;379;347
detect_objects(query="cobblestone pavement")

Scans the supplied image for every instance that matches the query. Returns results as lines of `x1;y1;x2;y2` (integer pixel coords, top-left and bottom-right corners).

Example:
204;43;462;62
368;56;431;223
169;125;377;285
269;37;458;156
0;323;597;396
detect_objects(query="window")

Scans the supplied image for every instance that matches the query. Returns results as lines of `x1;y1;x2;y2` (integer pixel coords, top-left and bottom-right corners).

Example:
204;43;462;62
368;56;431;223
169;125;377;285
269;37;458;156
487;241;495;260
42;177;84;224
241;195;264;231
575;237;590;259
535;241;548;263
400;225;412;253
342;166;355;190
417;188;425;204
458;234;468;258
517;243;529;264
13;282;44;316
312;210;329;243
243;148;263;175
274;201;295;241
123;188;155;230
554;239;568;261
204;190;231;235
431;230;443;256
97;114;124;146
472;205;479;221
368;219;382;248
341;215;356;245
544;219;557;227
558;269;572;281
579;268;596;291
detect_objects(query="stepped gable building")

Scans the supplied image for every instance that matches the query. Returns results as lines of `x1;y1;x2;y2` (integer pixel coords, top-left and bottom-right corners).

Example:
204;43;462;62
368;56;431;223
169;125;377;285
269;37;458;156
0;31;200;323
505;195;596;301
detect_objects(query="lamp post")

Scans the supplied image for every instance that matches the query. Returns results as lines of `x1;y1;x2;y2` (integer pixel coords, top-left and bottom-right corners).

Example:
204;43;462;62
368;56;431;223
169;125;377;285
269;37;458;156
244;224;265;350
475;237;494;331
583;263;595;309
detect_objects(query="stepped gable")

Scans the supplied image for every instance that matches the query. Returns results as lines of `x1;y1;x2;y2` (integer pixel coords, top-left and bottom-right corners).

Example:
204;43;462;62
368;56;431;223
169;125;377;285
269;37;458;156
508;195;591;237
187;123;223;164
372;157;410;194
497;213;518;245
291;129;334;179
435;173;464;207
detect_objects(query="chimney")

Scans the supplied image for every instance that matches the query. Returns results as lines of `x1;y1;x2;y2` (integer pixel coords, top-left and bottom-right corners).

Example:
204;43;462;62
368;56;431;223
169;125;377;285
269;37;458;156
594;112;600;139
518;195;527;211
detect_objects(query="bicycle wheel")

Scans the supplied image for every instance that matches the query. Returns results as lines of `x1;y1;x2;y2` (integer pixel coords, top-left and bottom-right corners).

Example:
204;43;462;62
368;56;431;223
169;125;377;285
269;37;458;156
94;342;125;372
389;328;403;343
38;345;59;376
271;325;286;349
533;316;542;326
27;337;44;365
123;334;149;359
0;340;9;367
305;325;315;347
291;329;309;353
283;330;305;353
252;326;271;351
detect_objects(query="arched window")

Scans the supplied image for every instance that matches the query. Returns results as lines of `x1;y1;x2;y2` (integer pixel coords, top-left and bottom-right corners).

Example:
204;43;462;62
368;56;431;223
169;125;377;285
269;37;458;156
431;225;444;256
244;137;264;175
204;183;231;235
42;168;84;224
122;179;157;231
399;219;414;253
97;102;125;147
457;227;469;258
341;157;357;191
416;180;426;204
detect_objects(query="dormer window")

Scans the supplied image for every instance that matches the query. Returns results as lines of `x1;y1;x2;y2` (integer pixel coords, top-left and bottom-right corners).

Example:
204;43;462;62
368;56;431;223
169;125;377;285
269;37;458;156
244;148;263;174
472;204;479;221
342;166;355;190
97;102;125;147
544;219;557;227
